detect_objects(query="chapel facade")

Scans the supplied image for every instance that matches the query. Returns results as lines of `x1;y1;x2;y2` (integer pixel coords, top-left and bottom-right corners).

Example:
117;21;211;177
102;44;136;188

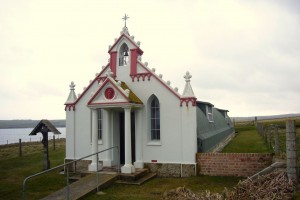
64;23;234;176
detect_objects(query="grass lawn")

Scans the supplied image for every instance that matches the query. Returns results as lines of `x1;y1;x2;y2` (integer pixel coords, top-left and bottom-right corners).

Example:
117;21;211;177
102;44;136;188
222;125;271;153
83;175;241;200
0;139;66;200
0;139;243;200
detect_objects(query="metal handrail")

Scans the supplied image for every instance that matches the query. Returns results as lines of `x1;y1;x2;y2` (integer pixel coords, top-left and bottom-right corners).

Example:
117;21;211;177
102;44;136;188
22;146;119;200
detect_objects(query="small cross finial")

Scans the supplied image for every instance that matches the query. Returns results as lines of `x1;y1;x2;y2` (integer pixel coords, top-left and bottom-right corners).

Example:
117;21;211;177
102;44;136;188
184;71;192;82
69;81;76;90
122;14;129;27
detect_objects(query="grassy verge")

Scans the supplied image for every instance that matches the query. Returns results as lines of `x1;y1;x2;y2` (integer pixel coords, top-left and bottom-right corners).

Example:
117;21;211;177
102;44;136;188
0;139;66;200
222;125;271;153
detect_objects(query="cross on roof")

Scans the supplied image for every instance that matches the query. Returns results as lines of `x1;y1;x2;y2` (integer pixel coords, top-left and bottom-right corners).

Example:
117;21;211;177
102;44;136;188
184;71;192;82
122;14;129;27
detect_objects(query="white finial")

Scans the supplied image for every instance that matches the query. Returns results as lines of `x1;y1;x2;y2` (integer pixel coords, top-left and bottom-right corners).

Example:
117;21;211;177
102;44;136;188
95;73;99;77
106;68;114;77
137;41;140;46
184;71;192;82
138;56;142;61
131;36;135;40
174;87;178;92
167;81;171;86
89;80;92;83
83;87;87;90
117;81;122;87
69;81;76;90
66;81;77;104
144;62;148;66
114;38;117;42
124;89;130;97
78;93;81;96
152;68;156;72
102;65;106;69
182;71;195;97
159;74;163;78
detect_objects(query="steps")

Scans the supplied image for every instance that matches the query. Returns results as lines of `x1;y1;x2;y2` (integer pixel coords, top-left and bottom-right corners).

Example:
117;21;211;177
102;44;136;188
116;168;157;185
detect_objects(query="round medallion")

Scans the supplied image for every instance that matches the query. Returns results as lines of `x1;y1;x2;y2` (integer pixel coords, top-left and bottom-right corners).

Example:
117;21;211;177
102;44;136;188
104;88;115;100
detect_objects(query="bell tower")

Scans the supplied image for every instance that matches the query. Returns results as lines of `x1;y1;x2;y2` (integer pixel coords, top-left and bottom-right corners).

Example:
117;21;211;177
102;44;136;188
108;14;143;79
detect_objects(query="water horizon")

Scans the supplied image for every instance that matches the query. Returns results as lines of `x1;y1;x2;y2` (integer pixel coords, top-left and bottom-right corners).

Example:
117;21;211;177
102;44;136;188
0;127;66;145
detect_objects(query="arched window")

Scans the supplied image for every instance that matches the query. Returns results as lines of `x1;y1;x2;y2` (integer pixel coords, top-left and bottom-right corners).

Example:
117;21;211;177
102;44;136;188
119;43;129;66
150;96;160;140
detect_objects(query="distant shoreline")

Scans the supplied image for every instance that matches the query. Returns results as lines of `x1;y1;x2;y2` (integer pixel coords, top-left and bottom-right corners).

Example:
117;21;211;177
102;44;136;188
0;120;65;129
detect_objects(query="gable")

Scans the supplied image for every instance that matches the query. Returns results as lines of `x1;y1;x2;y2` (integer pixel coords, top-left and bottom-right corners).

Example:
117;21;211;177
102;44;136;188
87;77;143;107
108;34;142;54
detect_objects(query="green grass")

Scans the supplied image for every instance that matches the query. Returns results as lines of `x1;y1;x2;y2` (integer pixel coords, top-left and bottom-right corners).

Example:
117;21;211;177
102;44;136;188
0;139;243;200
0;139;66;200
83;176;241;200
222;125;271;153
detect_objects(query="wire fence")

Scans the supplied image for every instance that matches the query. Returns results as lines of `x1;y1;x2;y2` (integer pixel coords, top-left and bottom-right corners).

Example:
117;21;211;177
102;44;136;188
256;120;300;180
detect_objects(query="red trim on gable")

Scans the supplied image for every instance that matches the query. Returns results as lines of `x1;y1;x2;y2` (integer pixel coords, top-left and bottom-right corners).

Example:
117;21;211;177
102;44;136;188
64;63;112;111
87;78;131;106
130;73;152;82
136;60;181;100
108;34;144;55
180;97;197;107
65;104;75;111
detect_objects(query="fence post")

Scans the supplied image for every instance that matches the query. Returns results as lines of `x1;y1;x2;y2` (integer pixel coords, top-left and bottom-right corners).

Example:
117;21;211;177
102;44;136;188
274;125;279;155
19;139;22;157
286;120;297;183
53;135;56;150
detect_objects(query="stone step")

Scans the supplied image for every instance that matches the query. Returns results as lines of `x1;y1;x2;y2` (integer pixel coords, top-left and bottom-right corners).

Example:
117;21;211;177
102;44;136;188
116;172;157;185
119;168;149;182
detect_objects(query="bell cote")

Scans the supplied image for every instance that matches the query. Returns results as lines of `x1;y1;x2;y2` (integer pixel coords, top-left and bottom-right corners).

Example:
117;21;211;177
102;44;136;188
108;27;143;78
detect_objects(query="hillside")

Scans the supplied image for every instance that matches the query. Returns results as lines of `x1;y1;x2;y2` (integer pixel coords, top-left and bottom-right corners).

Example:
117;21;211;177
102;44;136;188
232;113;300;122
0;119;65;129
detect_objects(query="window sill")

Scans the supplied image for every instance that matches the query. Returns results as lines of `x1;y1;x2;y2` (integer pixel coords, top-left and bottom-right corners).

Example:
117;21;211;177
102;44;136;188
147;141;161;146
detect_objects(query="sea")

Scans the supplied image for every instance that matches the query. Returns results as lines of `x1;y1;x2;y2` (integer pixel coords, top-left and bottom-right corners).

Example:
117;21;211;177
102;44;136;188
0;127;66;145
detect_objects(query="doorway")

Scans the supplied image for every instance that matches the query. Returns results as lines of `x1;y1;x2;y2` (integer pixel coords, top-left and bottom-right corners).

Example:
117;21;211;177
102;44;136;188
119;112;136;165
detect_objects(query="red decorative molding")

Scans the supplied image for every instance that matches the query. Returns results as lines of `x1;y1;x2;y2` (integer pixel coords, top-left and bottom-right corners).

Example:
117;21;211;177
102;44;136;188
180;97;197;107
104;87;115;99
130;73;152;82
96;76;107;83
65;104;75;111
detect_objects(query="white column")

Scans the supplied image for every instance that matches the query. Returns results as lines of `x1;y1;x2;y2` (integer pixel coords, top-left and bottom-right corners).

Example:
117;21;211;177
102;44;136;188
103;109;112;167
134;109;144;169
88;109;102;171
121;107;135;173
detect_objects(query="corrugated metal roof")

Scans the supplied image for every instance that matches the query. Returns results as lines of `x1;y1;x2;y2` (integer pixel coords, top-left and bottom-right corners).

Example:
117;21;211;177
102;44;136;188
196;104;234;152
29;119;61;135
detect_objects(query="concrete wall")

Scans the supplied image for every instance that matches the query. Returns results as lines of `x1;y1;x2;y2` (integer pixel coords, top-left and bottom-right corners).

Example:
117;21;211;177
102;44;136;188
197;153;273;177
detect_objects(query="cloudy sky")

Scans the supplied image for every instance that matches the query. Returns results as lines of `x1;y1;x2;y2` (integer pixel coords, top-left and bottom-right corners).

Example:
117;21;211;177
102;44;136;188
0;0;299;120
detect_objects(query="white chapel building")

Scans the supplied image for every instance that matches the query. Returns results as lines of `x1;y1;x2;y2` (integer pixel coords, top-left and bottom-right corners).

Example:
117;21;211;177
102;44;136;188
65;22;234;177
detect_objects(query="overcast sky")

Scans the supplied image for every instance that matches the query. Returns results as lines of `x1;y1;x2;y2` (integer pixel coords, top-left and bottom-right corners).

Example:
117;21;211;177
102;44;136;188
0;0;299;120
